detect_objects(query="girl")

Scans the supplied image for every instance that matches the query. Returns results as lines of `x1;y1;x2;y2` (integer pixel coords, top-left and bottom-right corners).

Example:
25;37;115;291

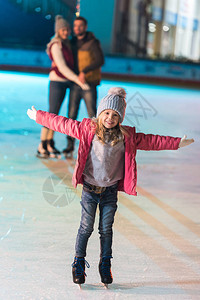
37;15;89;159
27;87;194;286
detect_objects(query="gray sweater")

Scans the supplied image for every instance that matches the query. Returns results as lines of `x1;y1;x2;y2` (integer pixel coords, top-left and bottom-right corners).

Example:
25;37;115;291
83;135;125;187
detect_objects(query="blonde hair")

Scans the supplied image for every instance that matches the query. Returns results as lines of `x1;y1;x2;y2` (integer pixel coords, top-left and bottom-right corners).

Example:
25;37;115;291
46;34;71;55
91;117;129;146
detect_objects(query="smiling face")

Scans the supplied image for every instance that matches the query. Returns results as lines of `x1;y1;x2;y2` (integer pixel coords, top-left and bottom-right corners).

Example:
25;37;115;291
58;27;70;40
99;109;120;129
73;20;87;38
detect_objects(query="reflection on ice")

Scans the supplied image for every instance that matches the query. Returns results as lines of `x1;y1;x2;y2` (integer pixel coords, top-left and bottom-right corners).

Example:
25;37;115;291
24;153;29;160
21;209;26;223
1;227;12;241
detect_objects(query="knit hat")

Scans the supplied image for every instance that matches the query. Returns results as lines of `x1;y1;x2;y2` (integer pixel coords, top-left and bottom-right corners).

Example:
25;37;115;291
54;15;69;33
97;87;127;123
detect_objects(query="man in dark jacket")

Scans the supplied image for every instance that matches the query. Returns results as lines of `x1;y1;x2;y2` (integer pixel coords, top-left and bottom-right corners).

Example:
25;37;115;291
63;16;104;156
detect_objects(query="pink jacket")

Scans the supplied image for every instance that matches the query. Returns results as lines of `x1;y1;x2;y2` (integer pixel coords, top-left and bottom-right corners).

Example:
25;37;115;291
36;111;181;196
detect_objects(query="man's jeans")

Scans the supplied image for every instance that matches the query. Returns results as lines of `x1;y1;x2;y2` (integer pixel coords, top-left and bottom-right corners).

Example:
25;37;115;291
75;182;118;258
68;84;97;120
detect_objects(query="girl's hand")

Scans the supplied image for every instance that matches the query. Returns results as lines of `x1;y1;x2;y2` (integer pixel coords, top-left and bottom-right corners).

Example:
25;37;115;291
27;106;37;121
179;135;194;148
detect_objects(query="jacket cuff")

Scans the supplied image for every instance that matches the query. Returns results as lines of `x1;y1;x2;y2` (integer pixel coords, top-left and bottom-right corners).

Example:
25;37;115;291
176;137;182;149
36;110;43;125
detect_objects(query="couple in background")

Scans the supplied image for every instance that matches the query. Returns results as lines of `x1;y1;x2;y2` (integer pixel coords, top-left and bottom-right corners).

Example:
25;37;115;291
37;15;104;159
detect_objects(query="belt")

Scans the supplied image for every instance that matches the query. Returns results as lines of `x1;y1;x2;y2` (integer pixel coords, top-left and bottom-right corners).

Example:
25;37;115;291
89;184;106;194
84;182;106;194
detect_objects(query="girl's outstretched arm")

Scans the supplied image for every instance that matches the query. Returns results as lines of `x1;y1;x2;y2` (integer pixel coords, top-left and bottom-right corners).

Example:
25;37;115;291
179;135;194;148
27;106;82;140
136;133;181;151
136;132;194;151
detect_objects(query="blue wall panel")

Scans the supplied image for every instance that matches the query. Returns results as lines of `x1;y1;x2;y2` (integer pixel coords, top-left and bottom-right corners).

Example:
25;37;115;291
0;0;54;49
80;0;115;54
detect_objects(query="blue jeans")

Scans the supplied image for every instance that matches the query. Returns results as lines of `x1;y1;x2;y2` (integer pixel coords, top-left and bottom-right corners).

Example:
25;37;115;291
68;84;97;119
75;182;118;258
49;81;71;114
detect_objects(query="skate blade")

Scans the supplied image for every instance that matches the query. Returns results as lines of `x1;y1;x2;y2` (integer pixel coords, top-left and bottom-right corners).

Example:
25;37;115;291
36;153;49;159
63;152;73;160
78;284;82;290
102;283;108;289
49;153;61;159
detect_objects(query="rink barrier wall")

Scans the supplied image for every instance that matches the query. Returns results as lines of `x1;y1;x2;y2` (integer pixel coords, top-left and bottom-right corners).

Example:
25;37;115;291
0;48;200;87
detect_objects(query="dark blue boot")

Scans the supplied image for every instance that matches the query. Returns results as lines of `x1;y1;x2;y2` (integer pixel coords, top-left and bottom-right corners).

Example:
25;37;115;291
99;256;113;284
72;257;90;284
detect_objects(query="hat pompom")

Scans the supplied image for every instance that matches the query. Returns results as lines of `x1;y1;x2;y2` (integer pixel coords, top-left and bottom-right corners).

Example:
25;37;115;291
108;87;126;98
55;15;62;21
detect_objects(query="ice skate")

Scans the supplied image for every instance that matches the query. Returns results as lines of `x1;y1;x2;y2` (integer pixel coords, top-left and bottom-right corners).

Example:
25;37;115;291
63;137;74;159
47;139;61;159
72;257;90;286
63;147;73;159
99;256;113;286
36;140;50;159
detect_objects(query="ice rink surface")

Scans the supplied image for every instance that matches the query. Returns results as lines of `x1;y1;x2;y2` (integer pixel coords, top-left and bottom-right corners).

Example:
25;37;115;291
0;71;200;299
